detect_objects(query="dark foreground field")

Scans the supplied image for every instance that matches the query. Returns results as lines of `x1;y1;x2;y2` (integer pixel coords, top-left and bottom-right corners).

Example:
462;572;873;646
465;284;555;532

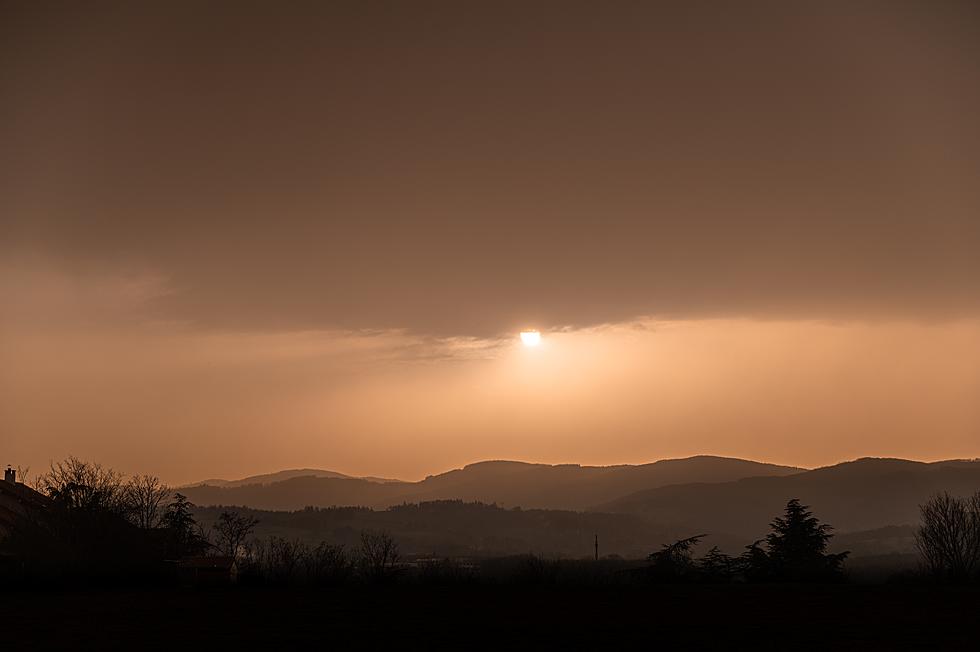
2;584;977;650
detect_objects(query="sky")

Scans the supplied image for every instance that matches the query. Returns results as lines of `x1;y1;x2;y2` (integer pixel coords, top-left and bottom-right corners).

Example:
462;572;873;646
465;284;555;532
2;1;978;484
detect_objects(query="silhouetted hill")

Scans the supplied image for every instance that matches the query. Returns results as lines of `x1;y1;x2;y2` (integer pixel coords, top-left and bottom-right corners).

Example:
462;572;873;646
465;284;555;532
181;456;803;511
600;457;980;542
185;468;402;488
398;456;802;509
181;475;407;510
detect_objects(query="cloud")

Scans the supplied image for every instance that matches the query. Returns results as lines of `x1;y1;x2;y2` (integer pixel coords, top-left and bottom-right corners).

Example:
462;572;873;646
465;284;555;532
1;2;978;337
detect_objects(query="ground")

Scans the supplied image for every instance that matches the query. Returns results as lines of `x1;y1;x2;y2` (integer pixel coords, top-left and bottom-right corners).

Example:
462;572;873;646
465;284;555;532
2;583;976;650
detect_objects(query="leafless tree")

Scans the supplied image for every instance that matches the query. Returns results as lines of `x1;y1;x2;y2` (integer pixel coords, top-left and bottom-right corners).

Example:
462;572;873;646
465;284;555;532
304;542;352;585
916;491;980;581
36;457;126;513
358;529;400;582
263;536;306;583
124;474;171;529
214;511;259;558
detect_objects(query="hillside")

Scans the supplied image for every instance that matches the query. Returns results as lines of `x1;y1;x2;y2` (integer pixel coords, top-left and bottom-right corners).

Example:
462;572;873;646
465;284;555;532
185;468;402;488
181;455;804;511
192;501;673;559
599;458;980;540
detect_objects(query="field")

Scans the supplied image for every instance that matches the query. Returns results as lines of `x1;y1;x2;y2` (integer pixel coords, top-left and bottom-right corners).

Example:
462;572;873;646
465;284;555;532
3;583;977;650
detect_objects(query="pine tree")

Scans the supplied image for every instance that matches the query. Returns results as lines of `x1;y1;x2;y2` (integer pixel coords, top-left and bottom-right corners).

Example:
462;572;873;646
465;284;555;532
740;539;771;582
765;498;848;581
162;493;207;558
646;534;705;581
698;546;736;582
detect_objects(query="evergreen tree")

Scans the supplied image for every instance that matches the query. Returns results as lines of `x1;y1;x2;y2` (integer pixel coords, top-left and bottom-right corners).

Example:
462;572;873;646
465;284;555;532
740;539;771;582
698;546;737;582
647;534;705;581
765;498;848;581
162;493;207;558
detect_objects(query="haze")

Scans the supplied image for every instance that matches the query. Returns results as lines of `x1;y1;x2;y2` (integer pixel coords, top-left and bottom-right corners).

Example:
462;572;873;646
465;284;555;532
2;2;978;484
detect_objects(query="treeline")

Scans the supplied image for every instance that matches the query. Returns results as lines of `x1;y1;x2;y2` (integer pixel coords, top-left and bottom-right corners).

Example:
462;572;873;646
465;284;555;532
641;499;847;583
192;499;673;558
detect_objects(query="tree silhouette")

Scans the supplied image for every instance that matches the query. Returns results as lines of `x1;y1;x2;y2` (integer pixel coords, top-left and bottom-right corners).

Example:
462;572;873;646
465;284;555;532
358;530;400;583
7;458;160;577
764;498;847;581
124;474;171;529
214;511;259;558
37;457;127;515
162;494;207;558
646;534;705;581
740;539;771;582
699;545;737;582
916;491;980;582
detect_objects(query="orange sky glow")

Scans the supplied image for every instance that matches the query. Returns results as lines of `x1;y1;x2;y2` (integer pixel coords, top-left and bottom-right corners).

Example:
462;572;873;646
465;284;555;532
2;2;978;483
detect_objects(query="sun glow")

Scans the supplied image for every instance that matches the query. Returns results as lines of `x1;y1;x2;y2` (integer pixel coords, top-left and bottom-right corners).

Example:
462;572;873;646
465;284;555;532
520;330;542;347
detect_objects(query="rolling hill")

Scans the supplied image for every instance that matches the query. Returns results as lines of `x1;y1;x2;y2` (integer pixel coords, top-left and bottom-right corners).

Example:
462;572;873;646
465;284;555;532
599;457;980;541
181;455;803;511
184;468;402;488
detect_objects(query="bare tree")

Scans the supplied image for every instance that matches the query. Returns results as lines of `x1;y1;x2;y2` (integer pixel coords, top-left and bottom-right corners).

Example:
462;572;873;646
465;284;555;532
259;536;306;583
358;530;400;582
916;491;980;582
36;457;126;514
214;511;259;558
305;542;352;585
124;474;171;529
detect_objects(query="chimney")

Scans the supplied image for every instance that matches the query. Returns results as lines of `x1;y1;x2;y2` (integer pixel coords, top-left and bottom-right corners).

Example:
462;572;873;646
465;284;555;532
4;466;14;483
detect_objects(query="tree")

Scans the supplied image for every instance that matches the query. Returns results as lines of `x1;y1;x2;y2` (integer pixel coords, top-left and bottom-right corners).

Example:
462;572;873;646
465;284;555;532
699;545;737;582
916;491;980;582
358;530;400;582
162;493;207;558
646;534;705;581
36;457;126;515
740;539;771;582
11;458;155;576
214;511;259;558
124;474;171;529
304;542;353;585
764;498;847;581
249;536;307;584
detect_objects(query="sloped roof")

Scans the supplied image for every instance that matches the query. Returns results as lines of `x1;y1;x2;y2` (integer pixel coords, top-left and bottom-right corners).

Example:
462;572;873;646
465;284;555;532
0;479;51;531
0;479;51;506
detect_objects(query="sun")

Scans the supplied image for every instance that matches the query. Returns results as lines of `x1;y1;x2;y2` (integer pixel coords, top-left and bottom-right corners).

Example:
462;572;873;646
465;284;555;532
520;330;542;347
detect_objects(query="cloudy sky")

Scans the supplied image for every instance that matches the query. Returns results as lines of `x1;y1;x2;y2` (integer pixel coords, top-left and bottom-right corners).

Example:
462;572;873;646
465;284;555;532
2;1;978;483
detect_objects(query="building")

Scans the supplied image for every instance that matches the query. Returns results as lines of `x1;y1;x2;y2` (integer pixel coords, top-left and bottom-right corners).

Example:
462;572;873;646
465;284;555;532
0;467;51;537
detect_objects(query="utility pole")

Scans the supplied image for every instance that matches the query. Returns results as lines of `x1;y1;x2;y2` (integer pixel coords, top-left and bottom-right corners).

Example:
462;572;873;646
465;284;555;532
594;533;599;561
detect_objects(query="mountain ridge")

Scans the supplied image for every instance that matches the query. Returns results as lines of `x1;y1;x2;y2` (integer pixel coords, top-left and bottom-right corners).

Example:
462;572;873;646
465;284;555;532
597;457;980;537
181;455;804;511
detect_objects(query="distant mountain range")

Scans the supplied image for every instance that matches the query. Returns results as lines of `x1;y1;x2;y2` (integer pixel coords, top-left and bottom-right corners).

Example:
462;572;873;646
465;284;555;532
599;457;980;538
185;468;400;488
181;455;802;511
183;456;980;537
182;456;980;566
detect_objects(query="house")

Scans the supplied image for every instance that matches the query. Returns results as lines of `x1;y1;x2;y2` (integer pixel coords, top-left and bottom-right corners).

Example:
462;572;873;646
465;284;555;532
176;556;238;586
0;467;51;537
